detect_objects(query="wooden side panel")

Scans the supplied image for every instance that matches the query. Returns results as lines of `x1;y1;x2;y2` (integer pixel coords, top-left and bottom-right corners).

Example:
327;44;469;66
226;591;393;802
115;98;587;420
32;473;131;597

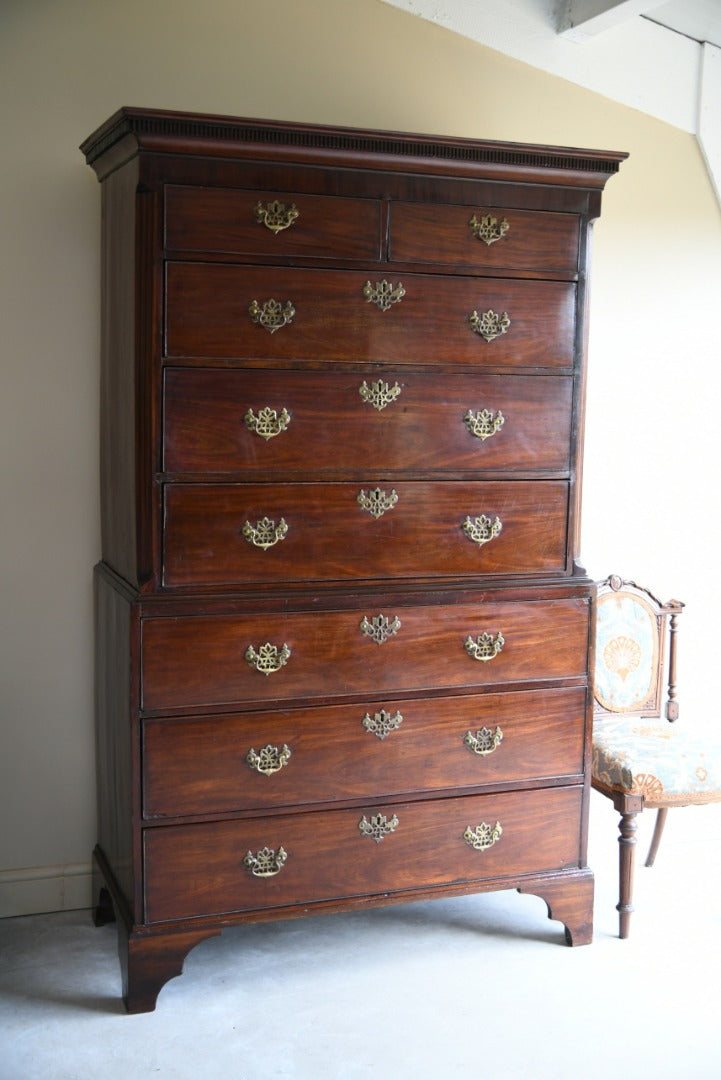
94;568;137;917
99;164;138;583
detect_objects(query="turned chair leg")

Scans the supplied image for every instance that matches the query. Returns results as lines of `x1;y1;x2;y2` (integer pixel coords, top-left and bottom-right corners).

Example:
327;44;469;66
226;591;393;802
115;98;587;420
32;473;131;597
645;807;668;867
615;795;643;939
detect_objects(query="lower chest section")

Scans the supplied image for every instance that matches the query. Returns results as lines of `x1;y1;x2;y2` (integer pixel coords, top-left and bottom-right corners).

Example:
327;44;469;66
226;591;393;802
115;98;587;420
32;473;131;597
143;785;584;923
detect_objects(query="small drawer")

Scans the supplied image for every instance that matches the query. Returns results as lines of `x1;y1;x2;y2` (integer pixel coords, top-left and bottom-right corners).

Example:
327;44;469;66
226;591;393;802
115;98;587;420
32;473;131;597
165;264;576;370
142;686;587;818
162;480;569;587
390;202;580;272
163;369;573;476
165;185;382;261
140;596;589;713
143;785;584;922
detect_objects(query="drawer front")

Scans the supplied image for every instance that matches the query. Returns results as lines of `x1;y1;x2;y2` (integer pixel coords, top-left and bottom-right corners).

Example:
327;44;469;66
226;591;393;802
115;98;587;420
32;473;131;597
141;597;589;712
165;185;382;260
143;785;584;922
163;369;573;476
162;480;569;586
390;202;580;272
165;264;576;370
143;686;587;817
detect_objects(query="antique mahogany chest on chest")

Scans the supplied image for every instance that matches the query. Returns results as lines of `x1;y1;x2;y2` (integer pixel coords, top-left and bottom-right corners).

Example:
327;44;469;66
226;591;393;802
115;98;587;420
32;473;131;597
82;107;625;1012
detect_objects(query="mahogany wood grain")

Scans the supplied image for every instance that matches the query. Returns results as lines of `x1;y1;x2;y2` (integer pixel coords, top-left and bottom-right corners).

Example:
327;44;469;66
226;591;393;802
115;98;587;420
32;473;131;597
162;479;569;586
82;108;623;1010
517;868;594;945
165;185;383;260
142;686;587;817
165;263;576;369
144;785;584;923
163;369;573;476
389;201;580;272
141;597;589;713
94;568;136;916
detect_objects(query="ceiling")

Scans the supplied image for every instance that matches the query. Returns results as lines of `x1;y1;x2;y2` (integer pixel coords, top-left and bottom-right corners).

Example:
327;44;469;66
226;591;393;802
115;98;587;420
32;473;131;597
380;1;721;204
641;0;721;47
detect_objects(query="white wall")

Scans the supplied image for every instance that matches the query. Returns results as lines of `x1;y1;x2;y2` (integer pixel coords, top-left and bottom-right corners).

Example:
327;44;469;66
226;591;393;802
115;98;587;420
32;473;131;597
1;0;719;916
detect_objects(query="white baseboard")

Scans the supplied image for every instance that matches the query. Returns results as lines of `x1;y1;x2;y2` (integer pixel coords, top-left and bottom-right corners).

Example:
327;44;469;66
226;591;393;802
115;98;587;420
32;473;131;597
0;862;93;918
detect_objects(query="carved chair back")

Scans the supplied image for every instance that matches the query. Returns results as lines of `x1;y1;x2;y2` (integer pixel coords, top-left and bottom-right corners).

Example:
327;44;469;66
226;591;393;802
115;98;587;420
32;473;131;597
593;575;684;723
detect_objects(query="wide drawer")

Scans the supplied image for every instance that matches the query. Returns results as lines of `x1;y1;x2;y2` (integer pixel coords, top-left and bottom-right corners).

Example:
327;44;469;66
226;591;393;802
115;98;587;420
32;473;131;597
165;185;382;261
389;202;580;272
162;480;569;586
142;686;587;818
165;264;576;370
143;785;584;922
141;596;590;713
163;369;573;475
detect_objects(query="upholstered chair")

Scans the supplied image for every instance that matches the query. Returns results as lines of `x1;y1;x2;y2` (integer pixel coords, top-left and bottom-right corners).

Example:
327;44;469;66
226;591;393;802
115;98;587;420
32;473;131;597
592;575;721;937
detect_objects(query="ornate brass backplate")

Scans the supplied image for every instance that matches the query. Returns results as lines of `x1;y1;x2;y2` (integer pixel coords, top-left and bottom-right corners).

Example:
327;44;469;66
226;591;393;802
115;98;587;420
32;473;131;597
357;487;398;519
360;614;402;645
465;631;505;663
468;309;511;342
363;279;406;311
244;406;291;441
359;813;399;842
254;199;300;234
464;726;504;756
362;709;404;739
468;212;510;246
242;516;289;550
245;642;291;675
249;298;296;333
358;379;402;411
246;743;292;776
243;846;288;877
462;514;503;547
464;821;503;851
463;408;505;440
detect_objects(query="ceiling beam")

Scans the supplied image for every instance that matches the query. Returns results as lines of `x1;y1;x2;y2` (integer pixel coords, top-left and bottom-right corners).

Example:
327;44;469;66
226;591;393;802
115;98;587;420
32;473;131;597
558;1;661;42
698;43;721;205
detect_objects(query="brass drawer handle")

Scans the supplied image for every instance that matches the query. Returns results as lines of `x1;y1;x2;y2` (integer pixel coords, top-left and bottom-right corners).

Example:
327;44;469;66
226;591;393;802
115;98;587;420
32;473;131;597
244;406;291;440
469;212;509;246
360;614;401;645
246;743;292;776
245;642;291;675
462;514;503;547
254;199;299;234
465;632;505;663
464;821;503;851
464;726;503;756
463;409;505;440
363;279;405;311
249;298;295;333
242;516;289;550
359;379;402;411
362;709;404;739
357;487;398;519
243;846;288;877
359;813;399;843
469;309;510;342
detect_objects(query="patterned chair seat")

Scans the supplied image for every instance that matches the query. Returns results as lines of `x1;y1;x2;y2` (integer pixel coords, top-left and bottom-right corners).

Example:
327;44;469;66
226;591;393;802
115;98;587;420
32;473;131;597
593;715;721;806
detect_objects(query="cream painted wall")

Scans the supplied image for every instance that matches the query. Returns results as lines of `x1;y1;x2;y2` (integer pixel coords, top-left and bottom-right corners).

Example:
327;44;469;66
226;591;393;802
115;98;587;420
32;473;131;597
1;0;720;915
